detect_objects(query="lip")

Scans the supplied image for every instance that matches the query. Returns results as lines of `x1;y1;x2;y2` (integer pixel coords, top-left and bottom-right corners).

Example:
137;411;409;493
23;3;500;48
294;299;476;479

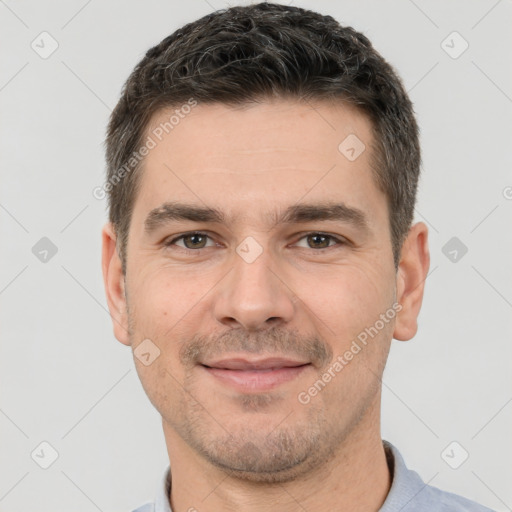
200;356;311;392
202;357;310;370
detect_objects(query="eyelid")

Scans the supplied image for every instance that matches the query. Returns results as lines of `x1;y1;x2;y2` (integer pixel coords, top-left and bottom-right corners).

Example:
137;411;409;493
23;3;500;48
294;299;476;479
164;231;348;251
292;231;348;248
164;231;216;249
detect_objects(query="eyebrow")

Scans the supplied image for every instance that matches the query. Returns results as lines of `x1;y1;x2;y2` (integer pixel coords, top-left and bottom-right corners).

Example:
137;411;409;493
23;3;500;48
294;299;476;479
144;200;370;235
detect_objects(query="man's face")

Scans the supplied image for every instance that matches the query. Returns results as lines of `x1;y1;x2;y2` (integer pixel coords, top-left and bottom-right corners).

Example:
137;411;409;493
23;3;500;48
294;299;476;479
105;100;415;482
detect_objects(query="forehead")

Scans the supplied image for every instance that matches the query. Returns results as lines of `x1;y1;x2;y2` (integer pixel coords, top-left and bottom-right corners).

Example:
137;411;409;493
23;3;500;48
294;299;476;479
133;99;385;228
144;99;373;168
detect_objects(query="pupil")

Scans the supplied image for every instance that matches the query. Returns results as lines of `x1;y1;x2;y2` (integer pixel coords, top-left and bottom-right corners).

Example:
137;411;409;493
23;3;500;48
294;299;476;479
310;234;328;248
187;234;204;248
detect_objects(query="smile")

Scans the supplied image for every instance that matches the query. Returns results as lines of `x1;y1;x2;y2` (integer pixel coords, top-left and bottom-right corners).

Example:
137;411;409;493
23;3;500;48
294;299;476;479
200;357;312;392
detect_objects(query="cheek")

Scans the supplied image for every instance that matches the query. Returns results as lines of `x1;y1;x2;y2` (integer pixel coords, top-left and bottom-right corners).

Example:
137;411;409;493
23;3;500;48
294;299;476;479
133;357;182;421
296;262;394;340
127;272;193;377
128;279;189;407
131;266;203;328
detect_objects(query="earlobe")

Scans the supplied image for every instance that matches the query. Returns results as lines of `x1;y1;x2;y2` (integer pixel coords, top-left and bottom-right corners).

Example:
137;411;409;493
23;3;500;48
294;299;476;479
393;222;430;342
101;223;131;346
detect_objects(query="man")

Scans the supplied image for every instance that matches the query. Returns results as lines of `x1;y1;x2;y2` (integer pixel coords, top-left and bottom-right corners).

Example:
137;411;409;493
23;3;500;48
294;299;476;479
101;3;494;511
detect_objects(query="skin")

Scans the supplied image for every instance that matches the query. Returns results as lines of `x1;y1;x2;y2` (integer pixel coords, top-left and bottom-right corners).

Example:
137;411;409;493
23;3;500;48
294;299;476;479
102;99;430;512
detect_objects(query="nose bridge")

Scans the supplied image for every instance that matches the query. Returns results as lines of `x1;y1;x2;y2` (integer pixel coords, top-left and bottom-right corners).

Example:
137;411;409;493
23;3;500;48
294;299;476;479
214;237;295;330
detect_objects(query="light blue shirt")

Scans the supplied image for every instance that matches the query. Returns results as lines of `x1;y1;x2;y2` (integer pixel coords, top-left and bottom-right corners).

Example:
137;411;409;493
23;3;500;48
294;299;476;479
132;441;495;511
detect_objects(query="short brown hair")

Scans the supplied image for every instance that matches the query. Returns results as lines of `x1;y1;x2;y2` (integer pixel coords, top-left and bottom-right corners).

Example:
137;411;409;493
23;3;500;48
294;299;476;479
105;2;421;273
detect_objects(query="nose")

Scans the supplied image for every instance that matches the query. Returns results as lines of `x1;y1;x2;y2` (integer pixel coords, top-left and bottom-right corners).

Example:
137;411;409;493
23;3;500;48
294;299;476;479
213;242;296;331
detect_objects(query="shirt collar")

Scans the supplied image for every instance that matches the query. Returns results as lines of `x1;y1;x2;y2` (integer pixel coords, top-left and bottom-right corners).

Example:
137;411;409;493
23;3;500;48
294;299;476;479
154;464;172;512
379;440;428;511
153;440;423;512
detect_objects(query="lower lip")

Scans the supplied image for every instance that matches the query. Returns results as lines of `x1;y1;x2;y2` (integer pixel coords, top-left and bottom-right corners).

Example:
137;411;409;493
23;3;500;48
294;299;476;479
202;364;311;392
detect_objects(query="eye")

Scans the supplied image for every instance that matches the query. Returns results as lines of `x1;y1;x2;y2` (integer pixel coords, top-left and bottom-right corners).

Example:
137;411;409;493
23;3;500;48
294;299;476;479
163;231;347;253
165;231;215;250
294;232;346;250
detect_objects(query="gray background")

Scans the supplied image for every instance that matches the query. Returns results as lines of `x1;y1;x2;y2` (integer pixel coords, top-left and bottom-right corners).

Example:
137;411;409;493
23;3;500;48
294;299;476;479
1;0;511;511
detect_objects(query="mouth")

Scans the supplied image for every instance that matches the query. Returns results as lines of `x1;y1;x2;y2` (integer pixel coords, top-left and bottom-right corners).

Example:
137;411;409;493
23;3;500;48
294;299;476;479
200;357;312;392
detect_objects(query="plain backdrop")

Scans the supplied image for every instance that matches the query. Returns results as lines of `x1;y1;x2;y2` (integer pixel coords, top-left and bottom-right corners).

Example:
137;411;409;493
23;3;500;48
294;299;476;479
1;1;511;511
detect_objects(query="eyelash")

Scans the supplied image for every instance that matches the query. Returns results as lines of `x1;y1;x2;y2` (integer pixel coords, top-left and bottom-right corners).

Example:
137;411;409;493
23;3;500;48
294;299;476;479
164;231;347;253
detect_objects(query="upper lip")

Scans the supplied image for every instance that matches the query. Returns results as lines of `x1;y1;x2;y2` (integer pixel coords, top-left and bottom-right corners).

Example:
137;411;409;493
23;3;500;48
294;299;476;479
201;357;310;370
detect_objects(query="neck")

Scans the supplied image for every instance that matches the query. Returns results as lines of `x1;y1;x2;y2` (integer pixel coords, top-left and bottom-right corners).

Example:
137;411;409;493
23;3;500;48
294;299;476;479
163;405;391;512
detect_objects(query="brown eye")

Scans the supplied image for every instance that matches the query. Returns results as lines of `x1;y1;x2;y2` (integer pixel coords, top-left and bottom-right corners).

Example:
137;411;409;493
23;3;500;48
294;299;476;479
307;234;331;249
182;233;208;249
166;232;213;250
295;233;344;250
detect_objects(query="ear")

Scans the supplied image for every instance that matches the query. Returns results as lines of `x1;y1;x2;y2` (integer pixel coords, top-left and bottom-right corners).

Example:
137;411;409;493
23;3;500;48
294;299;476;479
101;223;130;346
393;222;430;341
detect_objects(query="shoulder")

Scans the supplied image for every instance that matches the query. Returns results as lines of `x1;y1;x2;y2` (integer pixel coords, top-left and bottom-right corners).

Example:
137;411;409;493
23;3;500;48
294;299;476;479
409;482;495;511
380;441;495;512
130;502;154;512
